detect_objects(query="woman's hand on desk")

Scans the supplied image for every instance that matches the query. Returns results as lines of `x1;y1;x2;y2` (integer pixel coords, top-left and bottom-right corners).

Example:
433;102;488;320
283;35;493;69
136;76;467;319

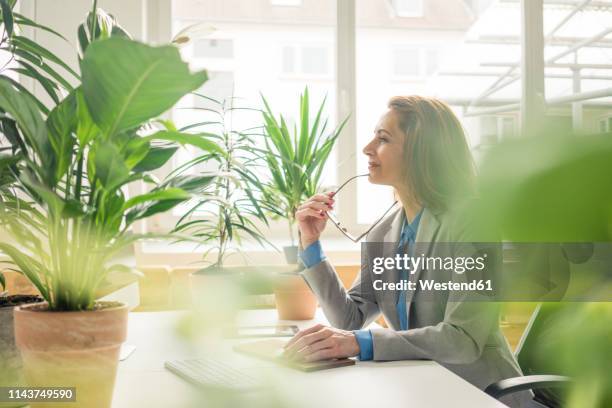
282;324;359;362
296;192;335;248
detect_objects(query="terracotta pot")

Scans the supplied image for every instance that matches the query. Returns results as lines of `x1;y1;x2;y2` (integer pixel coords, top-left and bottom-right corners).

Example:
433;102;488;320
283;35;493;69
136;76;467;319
0;295;43;408
274;273;317;320
13;302;128;408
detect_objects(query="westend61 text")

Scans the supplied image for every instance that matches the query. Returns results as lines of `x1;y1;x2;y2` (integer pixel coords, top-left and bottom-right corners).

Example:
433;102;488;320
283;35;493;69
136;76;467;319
373;279;493;292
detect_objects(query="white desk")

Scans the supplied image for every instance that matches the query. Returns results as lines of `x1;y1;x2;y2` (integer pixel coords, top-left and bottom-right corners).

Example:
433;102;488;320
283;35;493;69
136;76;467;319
112;309;507;408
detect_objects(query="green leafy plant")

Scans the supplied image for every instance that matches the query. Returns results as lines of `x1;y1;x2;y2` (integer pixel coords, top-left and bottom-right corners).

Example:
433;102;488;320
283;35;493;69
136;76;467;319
171;95;279;270
260;88;347;246
465;128;612;407
0;6;220;310
0;0;77;112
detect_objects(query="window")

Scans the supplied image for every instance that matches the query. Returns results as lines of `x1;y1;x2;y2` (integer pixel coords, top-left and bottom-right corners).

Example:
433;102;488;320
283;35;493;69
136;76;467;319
281;44;331;77
356;1;472;224
598;116;612;133
392;47;440;79
301;46;328;75
393;47;420;77
193;39;233;58
282;46;296;73
425;49;439;75
163;0;338;236
480;116;498;145
500;117;516;139
479;116;516;145
193;71;234;109
391;0;424;18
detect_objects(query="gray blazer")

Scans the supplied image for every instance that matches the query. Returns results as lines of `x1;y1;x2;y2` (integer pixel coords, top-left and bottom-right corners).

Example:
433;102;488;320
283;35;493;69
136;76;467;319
301;207;531;408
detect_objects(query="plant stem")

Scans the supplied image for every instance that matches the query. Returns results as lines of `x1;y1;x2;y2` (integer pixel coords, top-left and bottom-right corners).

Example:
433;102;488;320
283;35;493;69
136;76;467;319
288;216;295;246
89;0;98;40
74;153;84;200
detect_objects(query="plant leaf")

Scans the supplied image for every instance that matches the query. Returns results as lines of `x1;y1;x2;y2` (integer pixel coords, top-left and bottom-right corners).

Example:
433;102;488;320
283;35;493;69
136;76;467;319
93;142;129;191
0;77;51;162
47;92;77;184
81;37;208;137
143;130;222;154
0;242;48;299
12;35;79;79
133;146;178;172
0;0;14;37
122;187;190;211
13;12;68;41
75;88;99;146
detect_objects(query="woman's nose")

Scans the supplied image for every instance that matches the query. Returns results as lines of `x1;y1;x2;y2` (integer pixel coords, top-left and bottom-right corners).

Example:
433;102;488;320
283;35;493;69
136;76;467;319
362;139;374;156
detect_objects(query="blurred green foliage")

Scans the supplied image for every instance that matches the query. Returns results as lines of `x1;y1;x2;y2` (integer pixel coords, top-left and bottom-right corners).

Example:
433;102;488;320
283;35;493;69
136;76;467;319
466;128;612;407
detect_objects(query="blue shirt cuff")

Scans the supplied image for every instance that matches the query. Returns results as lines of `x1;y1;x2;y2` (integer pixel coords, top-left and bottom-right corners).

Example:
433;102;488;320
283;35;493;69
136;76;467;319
299;240;326;268
353;329;374;361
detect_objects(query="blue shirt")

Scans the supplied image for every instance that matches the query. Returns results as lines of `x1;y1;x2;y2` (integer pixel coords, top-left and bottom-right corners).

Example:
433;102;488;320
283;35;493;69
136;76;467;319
299;209;423;361
299;240;326;268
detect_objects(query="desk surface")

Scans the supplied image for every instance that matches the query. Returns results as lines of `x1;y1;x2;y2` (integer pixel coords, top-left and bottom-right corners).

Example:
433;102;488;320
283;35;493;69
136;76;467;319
112;309;506;408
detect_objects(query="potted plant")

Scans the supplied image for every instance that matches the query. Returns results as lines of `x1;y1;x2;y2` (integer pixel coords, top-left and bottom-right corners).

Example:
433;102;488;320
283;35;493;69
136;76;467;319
170;96;283;306
0;3;217;407
1;2;77;398
260;87;347;263
260;88;347;319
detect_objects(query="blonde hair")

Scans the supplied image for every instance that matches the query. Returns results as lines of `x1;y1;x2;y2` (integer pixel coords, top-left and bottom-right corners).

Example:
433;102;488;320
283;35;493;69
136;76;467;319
388;95;476;211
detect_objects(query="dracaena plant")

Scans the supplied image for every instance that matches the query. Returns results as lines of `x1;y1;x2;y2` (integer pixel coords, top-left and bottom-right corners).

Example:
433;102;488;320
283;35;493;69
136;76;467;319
0;5;220;310
260;87;347;246
171;95;279;270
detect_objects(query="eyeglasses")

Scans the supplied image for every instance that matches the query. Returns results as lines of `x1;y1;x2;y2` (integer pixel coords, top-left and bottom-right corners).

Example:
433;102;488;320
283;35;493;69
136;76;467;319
326;174;398;242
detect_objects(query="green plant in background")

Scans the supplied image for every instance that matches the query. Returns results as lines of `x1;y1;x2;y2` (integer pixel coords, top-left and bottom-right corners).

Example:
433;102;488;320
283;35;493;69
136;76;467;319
260;87;347;246
0;0;77;111
466;129;612;407
0;4;220;310
76;1;130;58
171;95;279;271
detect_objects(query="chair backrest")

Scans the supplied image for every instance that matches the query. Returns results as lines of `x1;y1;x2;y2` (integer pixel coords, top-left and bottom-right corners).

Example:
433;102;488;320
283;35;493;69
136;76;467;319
515;303;567;408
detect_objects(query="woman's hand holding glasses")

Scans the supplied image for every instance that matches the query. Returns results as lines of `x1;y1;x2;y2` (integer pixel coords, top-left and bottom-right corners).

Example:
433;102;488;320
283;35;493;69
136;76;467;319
296;192;335;249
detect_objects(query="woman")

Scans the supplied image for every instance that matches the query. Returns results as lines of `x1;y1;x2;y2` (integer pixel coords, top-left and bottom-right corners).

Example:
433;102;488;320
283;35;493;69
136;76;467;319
283;96;529;407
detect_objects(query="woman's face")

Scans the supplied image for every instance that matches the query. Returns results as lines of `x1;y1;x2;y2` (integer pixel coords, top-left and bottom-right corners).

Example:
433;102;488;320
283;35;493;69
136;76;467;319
362;109;406;187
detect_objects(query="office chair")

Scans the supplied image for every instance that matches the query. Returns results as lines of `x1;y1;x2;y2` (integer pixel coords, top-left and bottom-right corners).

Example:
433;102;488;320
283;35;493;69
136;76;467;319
485;303;571;408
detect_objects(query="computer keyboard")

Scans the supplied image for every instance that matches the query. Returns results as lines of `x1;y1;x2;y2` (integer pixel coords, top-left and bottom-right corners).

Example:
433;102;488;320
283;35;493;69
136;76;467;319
164;357;262;391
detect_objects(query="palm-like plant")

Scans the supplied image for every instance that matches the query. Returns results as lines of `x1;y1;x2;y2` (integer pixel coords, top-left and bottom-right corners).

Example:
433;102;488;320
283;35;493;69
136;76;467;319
0;6;220;310
171;95;279;270
261;88;347;246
